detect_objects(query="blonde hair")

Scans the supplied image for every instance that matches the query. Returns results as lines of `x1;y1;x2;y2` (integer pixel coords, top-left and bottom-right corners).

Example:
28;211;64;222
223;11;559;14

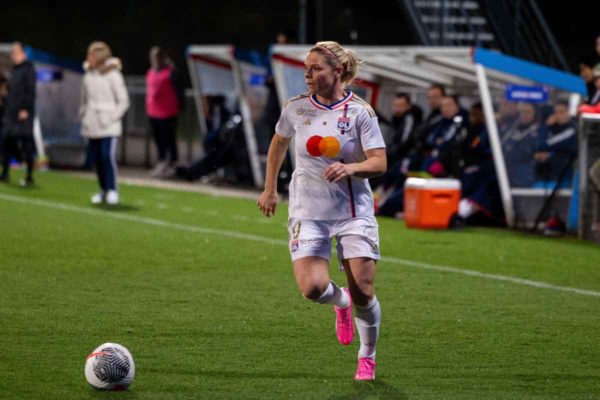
309;41;361;86
87;41;112;66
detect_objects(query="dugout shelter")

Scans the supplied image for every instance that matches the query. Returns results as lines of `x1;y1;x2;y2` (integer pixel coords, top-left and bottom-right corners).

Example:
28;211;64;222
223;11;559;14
186;45;270;188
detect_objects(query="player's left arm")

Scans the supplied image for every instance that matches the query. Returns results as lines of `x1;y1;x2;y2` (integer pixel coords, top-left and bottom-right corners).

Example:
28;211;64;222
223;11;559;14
324;109;387;183
324;148;386;182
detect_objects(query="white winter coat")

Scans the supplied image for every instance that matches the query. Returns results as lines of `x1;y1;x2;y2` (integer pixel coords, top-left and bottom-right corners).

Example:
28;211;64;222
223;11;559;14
80;58;130;138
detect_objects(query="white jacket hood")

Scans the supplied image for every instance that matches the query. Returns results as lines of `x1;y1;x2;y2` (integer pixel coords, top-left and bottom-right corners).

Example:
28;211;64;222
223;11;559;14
83;57;123;74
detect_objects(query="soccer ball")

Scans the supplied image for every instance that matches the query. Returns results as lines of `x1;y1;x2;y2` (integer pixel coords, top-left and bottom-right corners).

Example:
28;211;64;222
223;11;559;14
84;343;135;390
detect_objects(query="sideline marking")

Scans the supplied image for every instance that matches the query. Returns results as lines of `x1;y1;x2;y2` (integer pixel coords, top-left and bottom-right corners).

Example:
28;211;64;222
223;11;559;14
1;192;599;299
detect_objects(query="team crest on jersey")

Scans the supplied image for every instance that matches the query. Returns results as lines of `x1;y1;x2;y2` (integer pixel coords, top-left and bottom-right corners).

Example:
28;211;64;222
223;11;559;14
337;117;351;131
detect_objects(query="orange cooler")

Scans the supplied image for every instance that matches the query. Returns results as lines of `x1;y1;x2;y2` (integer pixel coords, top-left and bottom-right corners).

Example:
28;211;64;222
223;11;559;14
404;178;461;229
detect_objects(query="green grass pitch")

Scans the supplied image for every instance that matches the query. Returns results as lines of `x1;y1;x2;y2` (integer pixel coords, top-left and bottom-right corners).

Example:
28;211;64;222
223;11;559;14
0;171;599;399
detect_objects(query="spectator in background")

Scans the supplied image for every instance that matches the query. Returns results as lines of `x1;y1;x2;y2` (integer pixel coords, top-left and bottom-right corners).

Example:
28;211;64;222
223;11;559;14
0;42;36;186
373;93;422;212
377;95;466;217
420;94;468;178
579;64;600;114
146;46;183;178
0;75;7;159
579;56;597;101
534;101;577;188
590;158;600;193
176;95;252;184
495;98;519;135
502;102;540;187
80;41;130;205
386;93;422;166
407;84;445;169
455;103;504;226
202;95;230;150
413;84;444;145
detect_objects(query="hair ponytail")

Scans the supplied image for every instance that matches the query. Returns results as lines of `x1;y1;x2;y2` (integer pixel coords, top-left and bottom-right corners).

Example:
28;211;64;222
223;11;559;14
310;41;361;87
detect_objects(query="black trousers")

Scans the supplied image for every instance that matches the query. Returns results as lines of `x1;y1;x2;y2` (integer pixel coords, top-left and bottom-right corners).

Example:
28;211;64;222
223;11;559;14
149;117;178;163
1;135;34;179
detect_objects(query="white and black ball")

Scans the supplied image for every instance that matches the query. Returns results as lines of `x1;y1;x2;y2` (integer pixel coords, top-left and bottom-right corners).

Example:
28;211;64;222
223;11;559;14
84;343;135;390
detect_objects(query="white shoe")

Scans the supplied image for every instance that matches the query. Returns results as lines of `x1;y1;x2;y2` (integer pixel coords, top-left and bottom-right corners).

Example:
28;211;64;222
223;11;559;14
106;190;119;205
162;165;177;178
150;161;168;178
91;192;104;204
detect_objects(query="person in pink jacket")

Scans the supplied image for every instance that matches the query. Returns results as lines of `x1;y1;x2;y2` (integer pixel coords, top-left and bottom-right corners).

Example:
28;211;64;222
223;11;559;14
146;46;183;177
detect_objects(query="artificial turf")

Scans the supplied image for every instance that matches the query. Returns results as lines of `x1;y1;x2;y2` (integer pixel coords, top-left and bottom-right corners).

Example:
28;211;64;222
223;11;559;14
0;171;599;399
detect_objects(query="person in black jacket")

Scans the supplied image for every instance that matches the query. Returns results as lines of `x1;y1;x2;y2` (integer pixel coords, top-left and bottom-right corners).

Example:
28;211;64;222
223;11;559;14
456;103;504;226
387;93;423;166
0;42;37;186
534;101;577;188
0;75;8;157
579;56;598;103
373;93;422;197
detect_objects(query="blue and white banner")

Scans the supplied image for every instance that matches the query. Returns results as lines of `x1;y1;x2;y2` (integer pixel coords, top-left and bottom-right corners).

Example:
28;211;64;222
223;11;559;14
505;84;548;103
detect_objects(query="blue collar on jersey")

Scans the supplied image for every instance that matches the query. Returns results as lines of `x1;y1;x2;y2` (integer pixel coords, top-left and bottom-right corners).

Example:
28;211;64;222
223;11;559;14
310;90;353;110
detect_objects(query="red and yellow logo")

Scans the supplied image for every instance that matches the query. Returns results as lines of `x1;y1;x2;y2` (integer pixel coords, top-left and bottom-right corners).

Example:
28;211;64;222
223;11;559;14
306;135;340;158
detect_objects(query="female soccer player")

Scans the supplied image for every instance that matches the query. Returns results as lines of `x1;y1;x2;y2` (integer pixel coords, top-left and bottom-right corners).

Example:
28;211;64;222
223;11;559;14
257;41;386;380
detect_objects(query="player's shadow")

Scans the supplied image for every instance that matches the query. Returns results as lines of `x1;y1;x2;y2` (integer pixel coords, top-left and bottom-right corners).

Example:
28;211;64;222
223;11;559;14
194;370;347;380
328;379;407;400
86;388;140;399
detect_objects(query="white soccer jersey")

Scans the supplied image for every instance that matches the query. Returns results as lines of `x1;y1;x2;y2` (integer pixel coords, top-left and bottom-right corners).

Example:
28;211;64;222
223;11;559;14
275;90;386;220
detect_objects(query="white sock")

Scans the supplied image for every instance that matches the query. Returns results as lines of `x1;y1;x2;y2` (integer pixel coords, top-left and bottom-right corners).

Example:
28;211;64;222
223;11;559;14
354;296;381;359
315;281;350;308
458;199;479;219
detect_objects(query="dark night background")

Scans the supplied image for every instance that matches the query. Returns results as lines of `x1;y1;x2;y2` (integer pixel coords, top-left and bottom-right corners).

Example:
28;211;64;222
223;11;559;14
1;1;597;80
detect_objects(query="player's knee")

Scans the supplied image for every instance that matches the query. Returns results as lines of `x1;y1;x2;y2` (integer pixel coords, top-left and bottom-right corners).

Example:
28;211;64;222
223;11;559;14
301;283;326;301
351;282;374;306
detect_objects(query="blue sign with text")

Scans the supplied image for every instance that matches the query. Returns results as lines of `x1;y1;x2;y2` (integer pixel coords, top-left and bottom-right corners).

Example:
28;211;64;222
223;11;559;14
505;84;548;103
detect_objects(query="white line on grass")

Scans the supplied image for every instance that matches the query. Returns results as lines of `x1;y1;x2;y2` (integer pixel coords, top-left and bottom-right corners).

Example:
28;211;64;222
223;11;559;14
1;192;599;299
0;193;287;246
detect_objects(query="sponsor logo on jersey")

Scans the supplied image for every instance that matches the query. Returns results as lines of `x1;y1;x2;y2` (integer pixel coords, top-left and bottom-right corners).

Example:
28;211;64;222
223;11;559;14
296;107;318;118
306;135;340;158
299;238;329;245
290;238;329;253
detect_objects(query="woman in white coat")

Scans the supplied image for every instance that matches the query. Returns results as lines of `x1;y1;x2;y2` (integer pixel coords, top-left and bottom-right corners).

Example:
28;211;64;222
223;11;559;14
80;41;130;205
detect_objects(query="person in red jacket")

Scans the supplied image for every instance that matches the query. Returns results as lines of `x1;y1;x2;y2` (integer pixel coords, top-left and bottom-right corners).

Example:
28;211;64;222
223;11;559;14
579;64;600;114
146;46;183;177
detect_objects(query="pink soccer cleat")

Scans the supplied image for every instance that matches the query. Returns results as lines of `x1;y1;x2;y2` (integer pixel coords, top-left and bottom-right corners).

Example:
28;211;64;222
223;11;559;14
334;288;354;345
354;357;376;381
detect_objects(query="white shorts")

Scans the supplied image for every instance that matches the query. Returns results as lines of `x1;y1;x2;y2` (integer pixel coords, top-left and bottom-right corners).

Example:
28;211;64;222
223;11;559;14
287;217;380;265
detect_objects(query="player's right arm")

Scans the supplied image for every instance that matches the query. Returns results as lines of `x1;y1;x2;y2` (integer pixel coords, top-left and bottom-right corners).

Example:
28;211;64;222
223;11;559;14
257;133;290;217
